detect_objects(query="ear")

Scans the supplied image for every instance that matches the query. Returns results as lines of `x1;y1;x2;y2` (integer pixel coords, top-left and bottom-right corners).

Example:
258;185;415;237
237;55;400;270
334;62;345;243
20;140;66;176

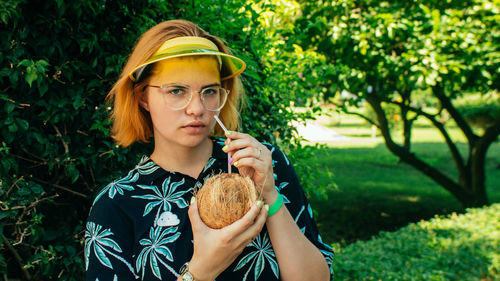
139;91;150;112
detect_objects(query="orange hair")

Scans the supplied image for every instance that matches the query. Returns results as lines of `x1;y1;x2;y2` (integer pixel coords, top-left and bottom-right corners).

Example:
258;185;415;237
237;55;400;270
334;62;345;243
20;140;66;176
107;20;244;147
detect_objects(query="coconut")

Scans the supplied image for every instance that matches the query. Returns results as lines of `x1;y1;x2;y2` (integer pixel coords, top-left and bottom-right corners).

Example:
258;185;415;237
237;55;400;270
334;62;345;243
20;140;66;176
196;173;258;229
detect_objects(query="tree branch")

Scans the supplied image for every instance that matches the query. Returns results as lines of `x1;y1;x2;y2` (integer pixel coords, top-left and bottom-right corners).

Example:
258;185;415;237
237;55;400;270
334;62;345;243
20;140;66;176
432;83;477;144
32;178;87;198
332;102;379;127
345;110;379;128
52;124;69;154
365;94;470;203
2;234;32;280
385;99;467;178
478;117;500;150
364;94;401;152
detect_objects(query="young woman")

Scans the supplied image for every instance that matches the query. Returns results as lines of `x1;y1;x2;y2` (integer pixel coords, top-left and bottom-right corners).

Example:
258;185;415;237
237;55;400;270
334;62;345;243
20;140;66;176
85;19;334;281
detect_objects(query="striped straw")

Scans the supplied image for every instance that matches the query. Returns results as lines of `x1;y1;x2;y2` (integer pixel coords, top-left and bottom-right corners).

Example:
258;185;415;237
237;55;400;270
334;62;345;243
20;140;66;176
214;115;232;173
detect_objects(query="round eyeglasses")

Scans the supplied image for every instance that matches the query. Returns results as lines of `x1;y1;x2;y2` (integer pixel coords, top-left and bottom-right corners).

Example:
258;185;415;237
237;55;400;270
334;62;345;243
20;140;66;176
144;84;229;111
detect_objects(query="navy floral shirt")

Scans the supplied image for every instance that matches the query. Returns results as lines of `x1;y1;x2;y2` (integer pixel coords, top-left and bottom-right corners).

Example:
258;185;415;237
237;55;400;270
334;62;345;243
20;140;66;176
85;138;334;281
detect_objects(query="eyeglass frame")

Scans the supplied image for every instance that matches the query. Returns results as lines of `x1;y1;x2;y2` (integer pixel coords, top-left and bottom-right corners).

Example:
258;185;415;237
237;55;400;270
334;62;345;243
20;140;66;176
143;84;229;112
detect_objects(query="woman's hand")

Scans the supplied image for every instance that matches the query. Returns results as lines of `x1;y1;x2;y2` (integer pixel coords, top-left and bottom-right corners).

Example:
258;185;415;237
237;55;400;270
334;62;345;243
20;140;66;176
223;131;277;203
187;198;268;281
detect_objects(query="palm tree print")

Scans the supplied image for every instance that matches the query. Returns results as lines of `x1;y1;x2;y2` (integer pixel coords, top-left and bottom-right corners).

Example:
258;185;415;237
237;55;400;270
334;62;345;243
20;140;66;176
135;156;160;175
318;235;334;275
233;233;279;281
264;143;289;166
132;177;190;223
202;158;216;173
294;205;306;233
85;222;137;277
276;182;291;204
136;226;181;280
93;170;138;203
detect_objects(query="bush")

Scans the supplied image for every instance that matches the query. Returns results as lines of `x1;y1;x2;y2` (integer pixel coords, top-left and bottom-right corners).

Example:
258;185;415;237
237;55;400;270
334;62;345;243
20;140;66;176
0;1;328;279
332;204;500;281
454;92;500;130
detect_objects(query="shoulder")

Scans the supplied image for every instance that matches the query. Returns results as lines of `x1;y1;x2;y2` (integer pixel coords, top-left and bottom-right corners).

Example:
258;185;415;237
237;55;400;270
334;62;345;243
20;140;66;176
92;169;138;205
91;156;160;206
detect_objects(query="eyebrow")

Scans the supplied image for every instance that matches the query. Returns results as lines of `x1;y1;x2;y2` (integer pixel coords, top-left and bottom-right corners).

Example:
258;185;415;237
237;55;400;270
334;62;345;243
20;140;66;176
201;83;221;88
163;83;221;89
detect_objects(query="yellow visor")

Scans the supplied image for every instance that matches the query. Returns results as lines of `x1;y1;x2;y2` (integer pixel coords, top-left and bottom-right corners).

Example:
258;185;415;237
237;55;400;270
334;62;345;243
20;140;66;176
129;36;246;82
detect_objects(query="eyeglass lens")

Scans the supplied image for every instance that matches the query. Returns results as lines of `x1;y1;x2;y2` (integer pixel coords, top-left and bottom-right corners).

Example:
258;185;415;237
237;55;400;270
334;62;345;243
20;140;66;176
159;85;228;111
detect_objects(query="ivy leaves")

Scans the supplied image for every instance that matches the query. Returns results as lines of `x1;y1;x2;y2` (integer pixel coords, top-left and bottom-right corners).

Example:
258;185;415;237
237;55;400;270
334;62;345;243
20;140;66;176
17;59;50;88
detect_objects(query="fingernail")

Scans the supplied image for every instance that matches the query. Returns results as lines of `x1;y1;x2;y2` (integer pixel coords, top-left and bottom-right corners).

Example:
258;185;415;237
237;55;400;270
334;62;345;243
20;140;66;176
190;196;196;204
256;200;263;208
222;145;228;152
228;157;233;164
234;161;239;167
264;204;269;211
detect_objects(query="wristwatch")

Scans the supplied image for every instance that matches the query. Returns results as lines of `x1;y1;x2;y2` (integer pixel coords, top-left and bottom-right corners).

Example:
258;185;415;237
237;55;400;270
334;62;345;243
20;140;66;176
179;262;196;281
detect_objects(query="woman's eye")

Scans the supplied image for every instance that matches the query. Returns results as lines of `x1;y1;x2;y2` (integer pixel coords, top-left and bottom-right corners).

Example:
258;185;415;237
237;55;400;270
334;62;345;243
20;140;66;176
203;88;217;95
168;88;185;95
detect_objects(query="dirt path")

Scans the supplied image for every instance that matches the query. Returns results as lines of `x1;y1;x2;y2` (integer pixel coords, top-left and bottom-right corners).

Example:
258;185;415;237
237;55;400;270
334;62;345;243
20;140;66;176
292;120;350;142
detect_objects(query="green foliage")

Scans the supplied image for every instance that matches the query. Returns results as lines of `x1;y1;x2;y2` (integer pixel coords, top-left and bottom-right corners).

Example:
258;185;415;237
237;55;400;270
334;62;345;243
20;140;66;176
332;204;500;280
1;1;170;278
293;0;500;207
297;0;500;98
0;0;327;279
454;92;500;129
363;102;404;129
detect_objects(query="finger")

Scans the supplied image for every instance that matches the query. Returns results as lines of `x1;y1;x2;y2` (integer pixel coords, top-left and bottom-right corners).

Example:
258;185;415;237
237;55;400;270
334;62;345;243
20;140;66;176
225;130;250;140
247;203;268;235
239;205;269;246
231;146;267;160
233;157;266;171
225;137;257;153
188;197;209;232
223;201;263;234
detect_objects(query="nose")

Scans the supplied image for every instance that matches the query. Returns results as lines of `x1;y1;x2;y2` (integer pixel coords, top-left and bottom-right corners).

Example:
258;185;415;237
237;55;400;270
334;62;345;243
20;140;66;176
185;91;205;116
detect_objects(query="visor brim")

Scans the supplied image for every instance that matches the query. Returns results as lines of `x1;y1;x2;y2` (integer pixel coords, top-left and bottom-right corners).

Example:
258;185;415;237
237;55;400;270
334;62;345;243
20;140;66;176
129;48;246;82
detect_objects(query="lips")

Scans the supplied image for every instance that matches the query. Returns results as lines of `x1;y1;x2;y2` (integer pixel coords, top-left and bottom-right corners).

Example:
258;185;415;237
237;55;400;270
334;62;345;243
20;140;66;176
181;121;206;134
182;121;206;128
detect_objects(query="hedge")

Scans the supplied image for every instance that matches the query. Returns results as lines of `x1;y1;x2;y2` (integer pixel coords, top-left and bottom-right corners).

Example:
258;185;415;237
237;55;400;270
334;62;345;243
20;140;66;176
332;203;500;281
0;1;330;279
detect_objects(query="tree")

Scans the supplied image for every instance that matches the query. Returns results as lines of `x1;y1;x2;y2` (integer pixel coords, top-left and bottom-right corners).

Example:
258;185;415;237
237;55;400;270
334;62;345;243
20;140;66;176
294;0;500;207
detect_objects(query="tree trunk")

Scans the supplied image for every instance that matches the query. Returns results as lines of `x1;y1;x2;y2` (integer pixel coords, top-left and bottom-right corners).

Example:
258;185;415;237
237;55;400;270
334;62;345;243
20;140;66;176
365;94;498;209
401;90;412;152
466;117;500;207
401;105;412;152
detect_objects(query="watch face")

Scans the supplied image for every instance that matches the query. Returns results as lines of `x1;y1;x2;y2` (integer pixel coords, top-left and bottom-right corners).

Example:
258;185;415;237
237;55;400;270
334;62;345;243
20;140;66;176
182;272;193;281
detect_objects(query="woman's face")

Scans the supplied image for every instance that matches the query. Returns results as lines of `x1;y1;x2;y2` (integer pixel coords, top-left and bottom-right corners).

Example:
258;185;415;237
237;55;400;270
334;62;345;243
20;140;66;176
142;56;221;149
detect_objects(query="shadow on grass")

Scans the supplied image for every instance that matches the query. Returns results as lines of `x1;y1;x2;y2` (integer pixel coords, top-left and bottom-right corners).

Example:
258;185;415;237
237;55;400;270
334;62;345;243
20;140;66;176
307;141;500;246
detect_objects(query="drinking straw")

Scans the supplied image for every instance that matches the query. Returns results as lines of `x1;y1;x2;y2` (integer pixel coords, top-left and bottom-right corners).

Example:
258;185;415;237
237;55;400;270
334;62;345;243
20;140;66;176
214;115;232;173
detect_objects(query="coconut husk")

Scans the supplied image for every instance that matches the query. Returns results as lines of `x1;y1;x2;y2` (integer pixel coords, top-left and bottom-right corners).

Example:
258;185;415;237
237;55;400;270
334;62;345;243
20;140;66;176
196;173;258;229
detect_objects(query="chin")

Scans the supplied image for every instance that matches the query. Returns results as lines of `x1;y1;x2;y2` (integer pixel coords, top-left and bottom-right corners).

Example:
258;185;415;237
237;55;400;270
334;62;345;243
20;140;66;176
180;135;211;148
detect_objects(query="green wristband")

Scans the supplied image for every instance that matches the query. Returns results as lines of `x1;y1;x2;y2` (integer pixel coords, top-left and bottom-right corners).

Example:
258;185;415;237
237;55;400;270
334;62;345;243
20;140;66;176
267;193;283;217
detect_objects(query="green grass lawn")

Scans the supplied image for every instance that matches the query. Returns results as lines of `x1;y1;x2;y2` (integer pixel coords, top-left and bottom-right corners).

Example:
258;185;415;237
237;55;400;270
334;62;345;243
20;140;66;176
305;112;500;246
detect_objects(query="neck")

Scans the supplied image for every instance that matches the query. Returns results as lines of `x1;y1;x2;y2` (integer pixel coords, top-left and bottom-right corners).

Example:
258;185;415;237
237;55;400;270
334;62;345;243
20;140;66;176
150;138;213;179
